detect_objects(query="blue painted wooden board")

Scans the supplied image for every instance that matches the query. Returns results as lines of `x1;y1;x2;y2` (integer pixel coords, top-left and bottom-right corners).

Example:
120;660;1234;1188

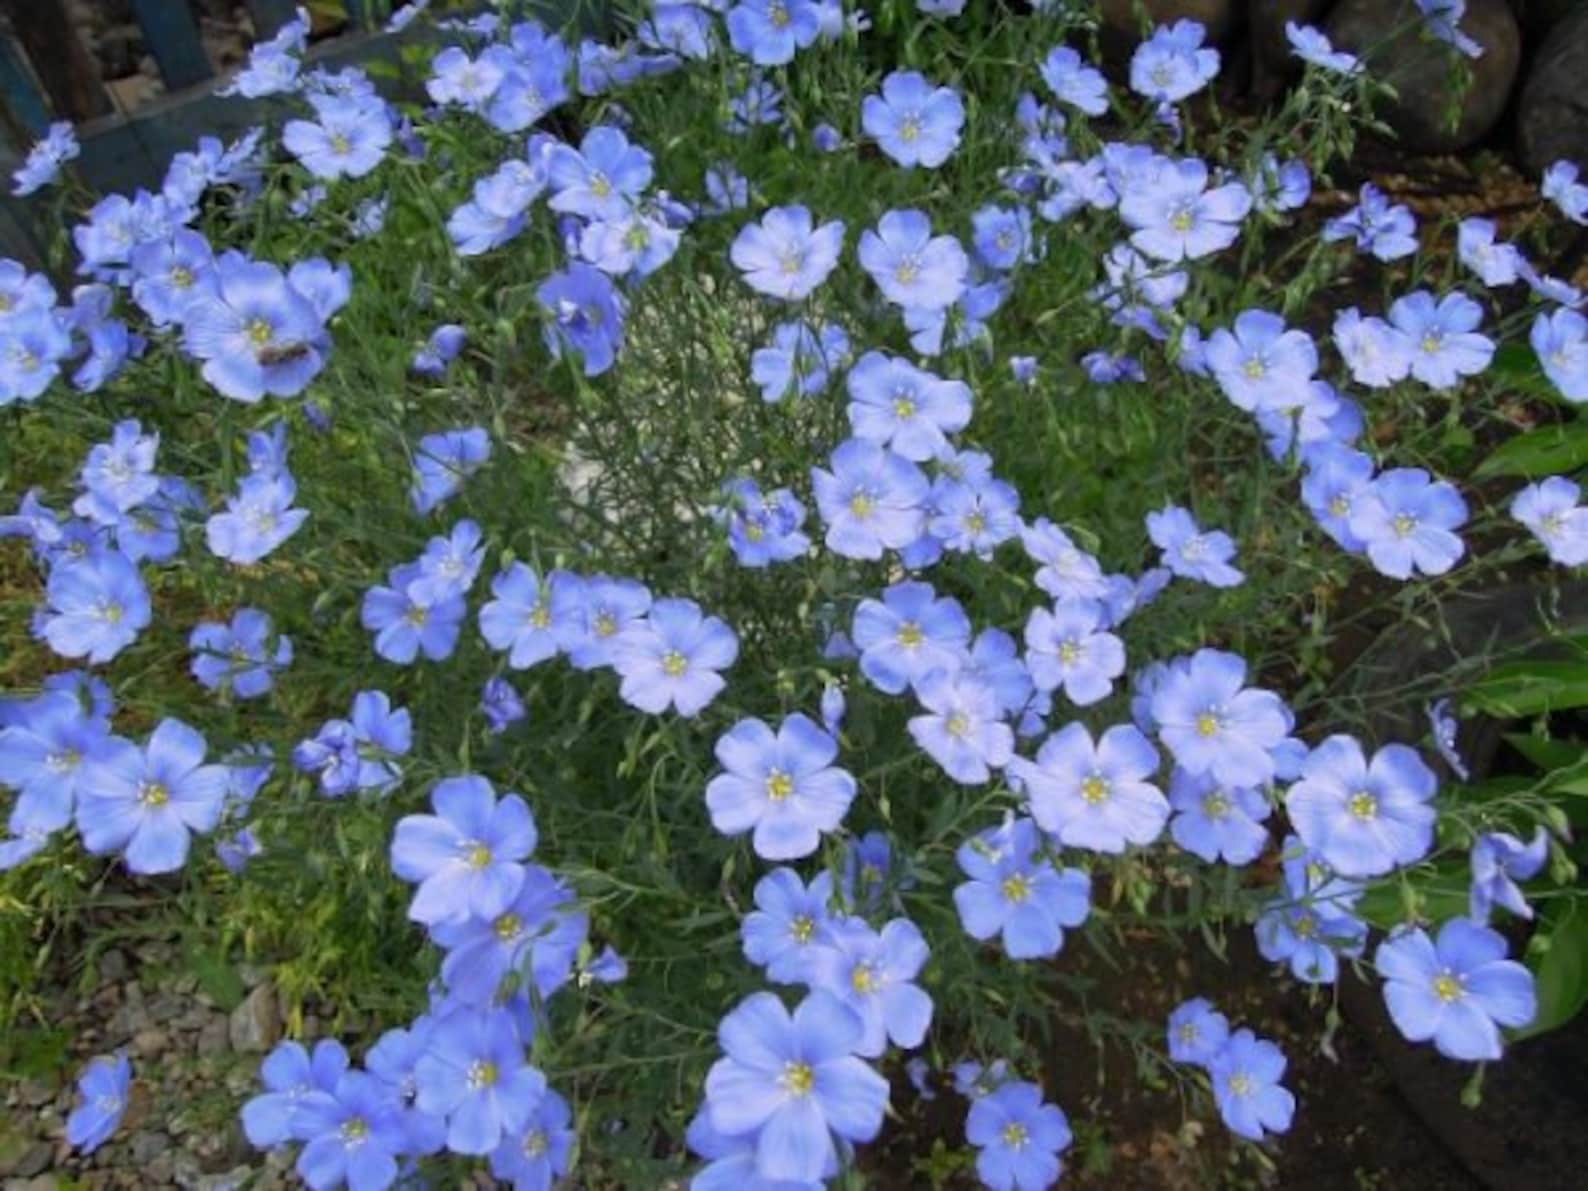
129;0;214;91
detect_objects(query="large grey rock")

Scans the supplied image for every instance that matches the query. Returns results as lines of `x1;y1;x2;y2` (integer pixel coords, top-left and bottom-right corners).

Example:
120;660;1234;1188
1250;0;1332;99
1329;0;1522;153
1519;5;1588;175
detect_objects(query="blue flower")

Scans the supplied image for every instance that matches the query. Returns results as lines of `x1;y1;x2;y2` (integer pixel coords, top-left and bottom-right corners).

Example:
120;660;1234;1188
1167;769;1270;865
845;351;973;461
1376;919;1537;1061
1531;308;1588;403
1388;290;1493;389
537;262;625;376
1082;349;1144;383
1204;309;1318;412
1544;160;1588;225
1248;154;1312;214
1425;697;1469;780
130;228;217;327
412;324;467;376
217;826;263;873
1286;21;1361;74
954;817;1090;960
909;671;1015;784
730;206;845;301
414;1007;545;1155
182;253;332;402
1469;829;1549;924
1456;217;1522;287
1208;1030;1294;1141
703;162;751;214
726;75;786;133
1255;898;1366;984
1323;183;1419;261
841;830;895;909
1040;46;1109;115
716;478;811;567
1332;307;1413;388
1146;505;1243;587
1166;997;1228;1066
12;120;79;196
811;439;929;560
706;713;856;859
283;95;392;180
1021;519;1108;604
546;126;652;220
966;1079;1072;1191
1130;20;1219;103
750;319;849;402
292;1070;407;1189
0;308;71;404
725;0;822;66
929;472;1021;558
1120;158;1251;263
410;519;486;604
556;574;651;670
448;159;546;255
859;209;967;310
390;774;538;925
808;917;933;1056
703;990;888;1182
480;677;527;735
0;690;114;834
362;562;467;664
1009;722;1167;853
1416;0;1483;58
1347;468;1467;579
489;1087;575;1189
65;1053;131;1153
852;580;970;695
1022;599;1124;707
76;719;228;874
242;1039;349;1148
431;865;587;1005
971;204;1035;272
189;608;292;698
1285;735;1437;877
40;551;151;664
743;868;836;983
364;1019;446;1157
862;70;964;169
612;597;738;716
1149;649;1290;789
1301;443;1375;551
579;206;682;279
411;427;490;515
426;46;505;109
1512;476;1588;566
685;1107;830;1188
479;564;576;669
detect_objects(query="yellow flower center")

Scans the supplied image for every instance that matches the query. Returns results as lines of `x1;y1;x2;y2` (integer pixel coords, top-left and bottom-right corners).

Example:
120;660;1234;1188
139;782;170;808
523;1129;549;1157
849;492;874;518
851;963;878;994
330;132;352;155
783;1061;815;1096
1329;494;1351;517
895;260;920;284
1348;790;1378;821
1171;208;1194;232
1203;791;1230;819
1002;1122;1029;1149
1243;358;1266;379
779;251;803;276
965;512;987;533
594;612;618;637
467;1060;499;1089
247;318;274;346
530;603;551;629
769;1;791;28
1058;640;1081;664
466;842;493;868
1392;513;1417;538
590;174;612;197
893;396;917;419
744;521;765;542
1001;873;1032;903
404;606;429;627
1294;912;1317;939
494;913;522;941
1434;971;1464;1003
101;602;125;625
171;266;194;288
662;650;688;677
945;712;971;738
1081;775;1110;805
899;116;921;143
766;770;794;802
790;914;815;943
340;1116;369;1144
897;622;925;648
1228;1072;1254;1098
1420;333;1441;355
1196;713;1220;738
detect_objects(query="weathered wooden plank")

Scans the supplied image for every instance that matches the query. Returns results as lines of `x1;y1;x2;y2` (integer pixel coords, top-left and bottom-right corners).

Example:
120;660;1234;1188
0;33;52;143
129;0;214;92
0;0;112;122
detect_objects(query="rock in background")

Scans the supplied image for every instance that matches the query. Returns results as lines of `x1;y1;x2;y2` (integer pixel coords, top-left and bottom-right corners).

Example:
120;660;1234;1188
1518;4;1588;174
1328;0;1522;154
1249;0;1333;100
